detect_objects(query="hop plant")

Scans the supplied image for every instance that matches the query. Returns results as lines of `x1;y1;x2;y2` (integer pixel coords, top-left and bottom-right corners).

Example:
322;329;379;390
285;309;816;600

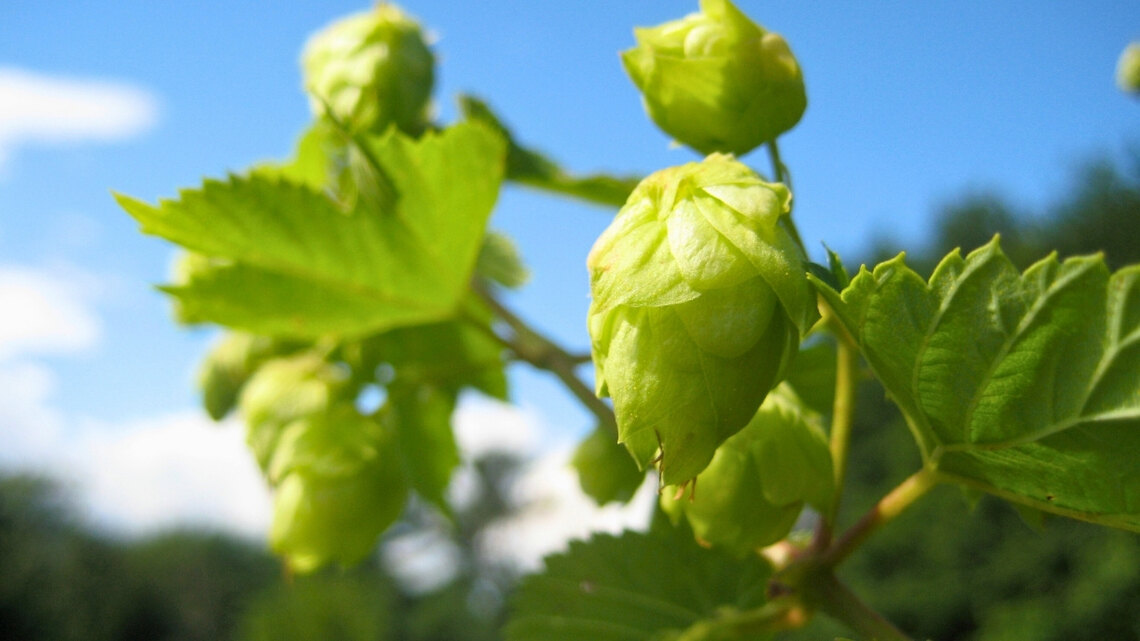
302;3;435;136
587;154;817;486
621;0;807;156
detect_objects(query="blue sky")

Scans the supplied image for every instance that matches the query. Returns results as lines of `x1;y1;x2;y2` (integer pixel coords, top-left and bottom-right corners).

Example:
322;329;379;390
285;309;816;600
1;1;1138;544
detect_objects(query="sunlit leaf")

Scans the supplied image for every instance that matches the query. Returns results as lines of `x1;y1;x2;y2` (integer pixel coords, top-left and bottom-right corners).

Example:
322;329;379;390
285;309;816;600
505;526;772;641
117;122;506;339
812;238;1140;530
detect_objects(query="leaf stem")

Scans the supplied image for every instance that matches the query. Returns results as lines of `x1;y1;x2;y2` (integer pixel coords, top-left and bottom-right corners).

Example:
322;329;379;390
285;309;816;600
767;138;807;255
767;138;789;187
813;574;914;641
474;287;617;433
821;467;939;567
826;314;860;527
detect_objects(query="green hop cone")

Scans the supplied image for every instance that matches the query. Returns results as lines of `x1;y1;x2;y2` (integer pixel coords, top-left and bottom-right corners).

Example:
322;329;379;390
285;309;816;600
240;355;408;571
660;387;833;555
621;0;807;155
302;3;435;136
269;407;407;573
588;154;817;486
1117;42;1140;94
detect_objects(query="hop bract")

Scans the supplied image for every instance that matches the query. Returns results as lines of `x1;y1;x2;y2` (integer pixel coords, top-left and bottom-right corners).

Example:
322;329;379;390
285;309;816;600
621;0;806;156
660;387;833;555
588;154;817;486
302;3;434;136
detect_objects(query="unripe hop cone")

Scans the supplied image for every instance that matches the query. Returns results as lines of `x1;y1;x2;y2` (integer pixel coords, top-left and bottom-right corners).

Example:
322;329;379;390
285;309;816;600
1118;42;1140;94
588;154;817;486
622;0;806;156
302;3;434;136
240;355;407;572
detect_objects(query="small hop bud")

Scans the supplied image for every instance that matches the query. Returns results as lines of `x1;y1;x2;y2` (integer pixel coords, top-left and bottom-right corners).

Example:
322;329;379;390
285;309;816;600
302;3;435;136
1117;42;1140;94
621;0;806;155
587;154;817;486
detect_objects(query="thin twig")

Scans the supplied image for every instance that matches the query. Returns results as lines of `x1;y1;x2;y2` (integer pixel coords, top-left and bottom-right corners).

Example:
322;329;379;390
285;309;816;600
821;467;940;568
474;287;617;433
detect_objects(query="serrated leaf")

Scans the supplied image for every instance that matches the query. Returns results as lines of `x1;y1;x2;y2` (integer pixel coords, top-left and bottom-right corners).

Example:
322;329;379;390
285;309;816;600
384;384;459;514
460;94;640;208
811;237;1140;530
571;426;646;505
505;526;772;641
825;244;850;289
117;122;506;339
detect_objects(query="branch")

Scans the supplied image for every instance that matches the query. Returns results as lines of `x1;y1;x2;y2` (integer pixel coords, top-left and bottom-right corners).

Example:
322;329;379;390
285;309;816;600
474;287;617;433
821;467;940;568
814;574;914;641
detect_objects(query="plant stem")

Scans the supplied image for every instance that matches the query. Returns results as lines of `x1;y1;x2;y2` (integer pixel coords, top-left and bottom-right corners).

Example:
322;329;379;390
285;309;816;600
474;287;617;433
767;138;789;187
826;316;860;527
821;467;939;568
767;139;808;255
814;574;914;641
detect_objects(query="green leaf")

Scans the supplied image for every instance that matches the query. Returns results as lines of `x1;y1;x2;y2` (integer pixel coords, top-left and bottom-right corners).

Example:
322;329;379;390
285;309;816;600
459;95;640;208
811;237;1140;531
505;526;773;641
571;426;646;505
253;120;341;190
783;339;837;417
384;384;459;514
117;122;506;339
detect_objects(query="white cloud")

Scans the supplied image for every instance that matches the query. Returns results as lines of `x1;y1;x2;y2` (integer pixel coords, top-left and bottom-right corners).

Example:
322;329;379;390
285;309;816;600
478;449;656;573
0;280;650;560
72;413;272;538
0;360;271;538
0;67;159;169
0;265;101;362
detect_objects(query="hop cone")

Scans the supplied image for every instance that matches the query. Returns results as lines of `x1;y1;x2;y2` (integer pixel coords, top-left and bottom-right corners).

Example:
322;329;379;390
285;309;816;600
588;154;816;486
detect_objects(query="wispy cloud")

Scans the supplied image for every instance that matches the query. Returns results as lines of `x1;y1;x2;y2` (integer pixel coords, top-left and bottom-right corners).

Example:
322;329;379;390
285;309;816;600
0;265;101;361
0;67;159;169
